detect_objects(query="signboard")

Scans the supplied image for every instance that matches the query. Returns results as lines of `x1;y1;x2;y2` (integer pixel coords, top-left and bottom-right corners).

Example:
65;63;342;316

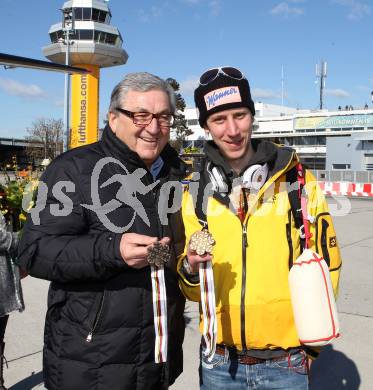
70;64;100;148
294;114;373;130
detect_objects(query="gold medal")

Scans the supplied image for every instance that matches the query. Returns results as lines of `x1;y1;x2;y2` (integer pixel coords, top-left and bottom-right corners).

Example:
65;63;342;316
189;229;215;256
147;242;171;268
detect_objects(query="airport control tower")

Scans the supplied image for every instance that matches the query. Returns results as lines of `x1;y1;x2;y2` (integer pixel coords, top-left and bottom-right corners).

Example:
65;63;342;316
43;0;128;149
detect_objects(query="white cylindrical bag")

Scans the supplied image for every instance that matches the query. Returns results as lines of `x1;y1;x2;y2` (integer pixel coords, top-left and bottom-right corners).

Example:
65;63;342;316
288;248;340;347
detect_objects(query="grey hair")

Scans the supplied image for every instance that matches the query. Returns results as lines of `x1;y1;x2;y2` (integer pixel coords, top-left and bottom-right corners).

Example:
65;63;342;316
109;72;176;114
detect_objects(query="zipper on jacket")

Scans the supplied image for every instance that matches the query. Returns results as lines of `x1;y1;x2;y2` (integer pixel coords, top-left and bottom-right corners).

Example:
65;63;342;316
240;224;248;350
86;291;106;343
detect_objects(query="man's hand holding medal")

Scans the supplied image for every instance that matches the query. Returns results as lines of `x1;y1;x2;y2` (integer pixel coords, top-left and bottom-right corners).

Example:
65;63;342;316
185;229;215;273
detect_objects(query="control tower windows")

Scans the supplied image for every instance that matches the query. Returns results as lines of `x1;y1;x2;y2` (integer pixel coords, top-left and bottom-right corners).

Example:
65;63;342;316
72;7;109;23
49;29;121;45
94;31;104;43
72;7;92;21
92;8;100;21
94;31;120;45
74;8;83;20
49;29;93;43
105;33;117;45
79;30;94;40
49;31;64;43
83;8;92;20
91;8;110;23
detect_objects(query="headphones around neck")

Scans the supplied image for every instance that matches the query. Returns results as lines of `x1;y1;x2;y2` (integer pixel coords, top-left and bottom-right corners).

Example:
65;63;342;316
242;163;269;191
206;162;269;194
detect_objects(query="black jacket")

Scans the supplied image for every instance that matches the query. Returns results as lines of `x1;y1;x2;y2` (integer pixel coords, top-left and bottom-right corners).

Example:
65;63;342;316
17;127;186;390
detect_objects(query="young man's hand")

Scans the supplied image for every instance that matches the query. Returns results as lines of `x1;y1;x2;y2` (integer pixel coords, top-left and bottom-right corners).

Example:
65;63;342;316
186;245;213;273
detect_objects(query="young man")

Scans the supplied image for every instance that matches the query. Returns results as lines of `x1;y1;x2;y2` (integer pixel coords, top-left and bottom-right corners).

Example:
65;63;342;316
178;66;342;389
17;72;186;390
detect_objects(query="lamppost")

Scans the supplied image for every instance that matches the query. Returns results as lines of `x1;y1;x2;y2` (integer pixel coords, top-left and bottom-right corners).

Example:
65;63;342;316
371;91;373;106
60;8;75;152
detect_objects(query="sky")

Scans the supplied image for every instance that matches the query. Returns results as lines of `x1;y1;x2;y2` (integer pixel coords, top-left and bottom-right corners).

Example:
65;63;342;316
0;0;373;139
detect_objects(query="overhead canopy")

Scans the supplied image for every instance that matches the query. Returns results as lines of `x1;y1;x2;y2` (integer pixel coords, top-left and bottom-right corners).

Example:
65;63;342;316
0;52;89;74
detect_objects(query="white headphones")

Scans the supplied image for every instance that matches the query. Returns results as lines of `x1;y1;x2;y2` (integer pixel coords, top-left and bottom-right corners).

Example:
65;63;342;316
207;162;269;193
242;163;269;191
206;162;229;193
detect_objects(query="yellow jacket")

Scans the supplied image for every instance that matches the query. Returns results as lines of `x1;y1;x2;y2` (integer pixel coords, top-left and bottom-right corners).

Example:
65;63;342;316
178;142;342;352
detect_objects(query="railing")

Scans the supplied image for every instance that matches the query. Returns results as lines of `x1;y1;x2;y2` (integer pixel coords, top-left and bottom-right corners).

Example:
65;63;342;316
314;170;373;183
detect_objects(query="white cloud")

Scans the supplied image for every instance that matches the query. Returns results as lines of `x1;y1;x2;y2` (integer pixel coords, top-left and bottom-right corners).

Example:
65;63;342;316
137;6;162;23
331;0;371;20
180;78;199;97
325;88;350;98
0;78;47;98
209;0;222;16
181;0;222;17
251;88;280;100
54;99;65;107
270;2;305;16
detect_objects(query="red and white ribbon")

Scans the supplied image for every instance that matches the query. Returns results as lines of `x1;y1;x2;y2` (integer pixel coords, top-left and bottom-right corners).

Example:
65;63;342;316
150;265;168;363
200;261;217;361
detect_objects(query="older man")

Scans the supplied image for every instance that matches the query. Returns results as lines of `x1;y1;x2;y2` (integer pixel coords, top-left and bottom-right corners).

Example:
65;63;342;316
178;66;342;389
18;72;186;390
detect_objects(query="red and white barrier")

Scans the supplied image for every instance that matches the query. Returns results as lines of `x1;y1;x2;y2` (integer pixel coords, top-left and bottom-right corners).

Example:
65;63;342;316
318;182;373;197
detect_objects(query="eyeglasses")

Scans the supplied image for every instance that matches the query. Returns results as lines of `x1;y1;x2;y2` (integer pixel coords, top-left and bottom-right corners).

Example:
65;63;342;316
199;66;244;86
115;107;174;127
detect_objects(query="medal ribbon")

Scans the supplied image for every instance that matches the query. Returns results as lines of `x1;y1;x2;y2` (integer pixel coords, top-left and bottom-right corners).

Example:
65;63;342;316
200;260;217;361
150;264;168;363
238;187;249;222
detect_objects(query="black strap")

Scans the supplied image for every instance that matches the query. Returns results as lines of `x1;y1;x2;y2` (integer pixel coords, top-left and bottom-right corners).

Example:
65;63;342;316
195;175;207;225
286;167;302;228
286;165;305;251
190;158;208;228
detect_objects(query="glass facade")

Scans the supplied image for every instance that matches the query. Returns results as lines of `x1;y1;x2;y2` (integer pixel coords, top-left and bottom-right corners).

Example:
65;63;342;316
269;136;326;146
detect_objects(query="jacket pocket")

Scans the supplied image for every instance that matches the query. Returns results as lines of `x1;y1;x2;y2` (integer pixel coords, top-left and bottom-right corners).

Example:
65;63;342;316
315;212;342;272
85;290;107;343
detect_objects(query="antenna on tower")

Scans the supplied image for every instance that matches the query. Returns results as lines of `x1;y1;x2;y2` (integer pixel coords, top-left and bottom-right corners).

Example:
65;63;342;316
316;60;327;110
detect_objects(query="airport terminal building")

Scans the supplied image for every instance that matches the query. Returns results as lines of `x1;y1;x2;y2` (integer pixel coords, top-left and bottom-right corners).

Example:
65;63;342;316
183;104;373;174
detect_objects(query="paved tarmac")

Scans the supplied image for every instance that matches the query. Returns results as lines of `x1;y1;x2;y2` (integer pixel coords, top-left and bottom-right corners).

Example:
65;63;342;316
3;198;373;389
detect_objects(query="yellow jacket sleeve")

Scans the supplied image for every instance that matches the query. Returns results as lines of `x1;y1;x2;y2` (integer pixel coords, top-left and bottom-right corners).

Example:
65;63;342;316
177;190;202;302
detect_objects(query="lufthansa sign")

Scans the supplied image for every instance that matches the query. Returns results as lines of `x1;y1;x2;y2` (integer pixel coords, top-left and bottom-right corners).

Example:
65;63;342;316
78;74;88;144
70;64;99;149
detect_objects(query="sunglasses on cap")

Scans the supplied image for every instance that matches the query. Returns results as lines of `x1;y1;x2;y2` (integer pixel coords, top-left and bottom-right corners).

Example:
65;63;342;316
199;66;245;86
